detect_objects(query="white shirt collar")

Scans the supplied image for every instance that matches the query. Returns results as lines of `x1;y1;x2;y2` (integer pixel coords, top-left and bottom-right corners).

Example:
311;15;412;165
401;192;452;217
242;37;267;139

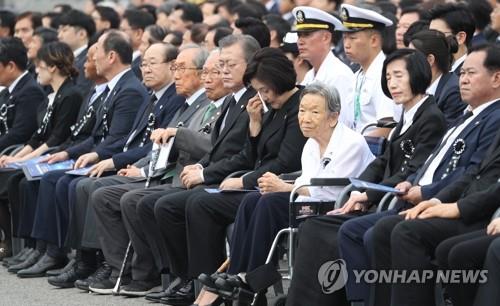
233;87;247;103
94;83;108;95
132;50;141;61
154;82;173;100
186;87;205;106
107;68;131;93
451;54;467;72
470;99;498;116
73;45;87;58
426;74;442;96
399;95;427;135
8;71;28;93
212;95;226;108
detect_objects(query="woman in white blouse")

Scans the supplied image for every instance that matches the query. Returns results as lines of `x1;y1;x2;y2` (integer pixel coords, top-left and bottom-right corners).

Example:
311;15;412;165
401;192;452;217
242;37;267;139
198;83;374;301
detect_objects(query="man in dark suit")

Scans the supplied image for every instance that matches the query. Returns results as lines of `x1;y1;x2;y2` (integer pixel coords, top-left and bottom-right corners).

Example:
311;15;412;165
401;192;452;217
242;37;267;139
0;37;45;153
120;9;155;81
8;30;147;277
370;44;500;306
57;10;96;96
0;37;44;260
433;71;466;125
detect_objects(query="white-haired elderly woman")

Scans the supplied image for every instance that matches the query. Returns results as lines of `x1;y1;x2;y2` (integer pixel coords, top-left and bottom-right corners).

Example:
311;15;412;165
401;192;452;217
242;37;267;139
198;82;375;302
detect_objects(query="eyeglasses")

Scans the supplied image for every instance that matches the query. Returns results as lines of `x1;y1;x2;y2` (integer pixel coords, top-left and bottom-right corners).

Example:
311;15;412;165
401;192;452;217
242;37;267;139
170;65;201;74
140;62;167;70
201;69;222;78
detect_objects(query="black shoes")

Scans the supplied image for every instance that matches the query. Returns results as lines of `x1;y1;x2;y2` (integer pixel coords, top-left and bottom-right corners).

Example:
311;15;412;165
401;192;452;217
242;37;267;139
7;249;41;273
160;279;195;305
74;262;112;291
47;261;95;288
145;276;183;302
46;258;76;276
119;279;162;297
17;253;67;278
3;247;34;267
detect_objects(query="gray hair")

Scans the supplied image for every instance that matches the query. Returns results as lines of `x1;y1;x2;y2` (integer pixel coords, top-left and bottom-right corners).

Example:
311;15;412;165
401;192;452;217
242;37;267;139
301;82;341;114
218;34;261;64
179;43;209;69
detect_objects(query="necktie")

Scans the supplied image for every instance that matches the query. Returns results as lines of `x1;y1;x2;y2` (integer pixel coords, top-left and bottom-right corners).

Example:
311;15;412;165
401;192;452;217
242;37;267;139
202;103;218;125
220;96;237;131
412;110;474;183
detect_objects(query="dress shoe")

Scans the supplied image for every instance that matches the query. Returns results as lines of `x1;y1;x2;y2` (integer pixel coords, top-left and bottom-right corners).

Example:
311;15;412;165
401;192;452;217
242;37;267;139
198;272;227;290
7;249;41;273
3;247;33;267
17;253;67;278
145;276;183;302
74;262;111;291
160;280;195;305
47;262;94;288
120;279;162;297
46;258;76;276
0;240;12;261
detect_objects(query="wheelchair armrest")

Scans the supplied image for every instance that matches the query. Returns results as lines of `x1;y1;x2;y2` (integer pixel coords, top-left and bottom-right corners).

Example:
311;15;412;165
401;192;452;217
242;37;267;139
310;178;351;186
335;184;355;209
0;144;23;156
376;192;395;213
41;147;60;155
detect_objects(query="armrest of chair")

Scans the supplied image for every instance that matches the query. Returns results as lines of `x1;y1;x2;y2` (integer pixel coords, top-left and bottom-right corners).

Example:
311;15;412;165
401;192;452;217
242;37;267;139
0;144;23;156
376;192;395;213
223;170;253;180
41;146;59;155
279;170;302;183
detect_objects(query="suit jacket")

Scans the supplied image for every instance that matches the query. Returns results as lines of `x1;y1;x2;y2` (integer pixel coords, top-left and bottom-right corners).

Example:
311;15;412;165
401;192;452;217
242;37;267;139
434;72;466;126
410;101;500;200
27;78;83;149
200;88;256;184
74;48;93;96
111;85;194;170
205;88;307;189
131;56;142;81
0;73;45;151
358;96;447;203
66;69;148;160
435;129;500;224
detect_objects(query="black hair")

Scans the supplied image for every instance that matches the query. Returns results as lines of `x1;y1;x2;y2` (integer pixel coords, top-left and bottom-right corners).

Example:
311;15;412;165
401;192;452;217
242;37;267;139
102;30;133;64
0;10;16;35
137;4;157;21
36;41;78;78
123;9;155;31
262;14;291;45
381;11;397;55
0;37;27;70
231;3;261;20
428;3;476;48
466;0;493;31
213;27;233;47
156;42;179;63
234;17;270;48
42;12;62;29
381;48;432;99
16;11;42;30
403;19;429;47
94;6;120;29
468;43;500;73
190;23;209;44
33;27;58;44
165;30;183;47
243;47;296;95
146;25;168;43
54;4;72;13
410;29;458;73
174;3;203;25
58;9;96;38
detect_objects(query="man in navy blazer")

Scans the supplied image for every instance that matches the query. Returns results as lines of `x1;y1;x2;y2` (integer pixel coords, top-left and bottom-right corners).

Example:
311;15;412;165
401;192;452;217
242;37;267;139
0;37;45;153
11;30;147;277
434;71;467;125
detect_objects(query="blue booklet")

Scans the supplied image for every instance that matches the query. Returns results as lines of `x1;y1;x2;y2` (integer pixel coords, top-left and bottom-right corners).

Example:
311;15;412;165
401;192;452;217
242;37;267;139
349;178;405;194
65;166;93;176
23;160;75;181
